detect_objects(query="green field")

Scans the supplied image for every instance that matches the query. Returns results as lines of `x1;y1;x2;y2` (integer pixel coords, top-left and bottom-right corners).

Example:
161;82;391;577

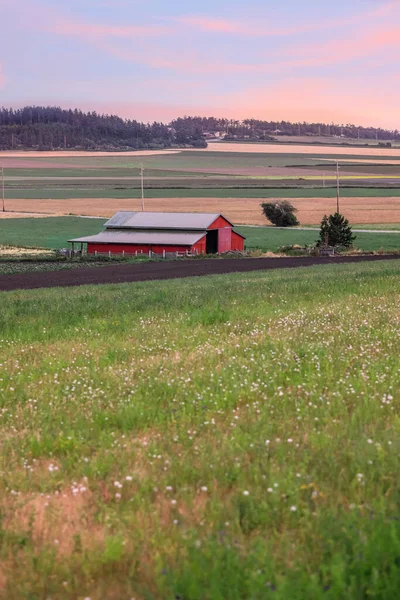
5;187;400;200
1;261;400;598
237;226;400;252
0;217;399;253
0;217;105;249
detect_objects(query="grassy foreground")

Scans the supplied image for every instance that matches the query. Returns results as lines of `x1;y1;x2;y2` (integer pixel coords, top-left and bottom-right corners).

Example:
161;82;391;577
0;261;400;599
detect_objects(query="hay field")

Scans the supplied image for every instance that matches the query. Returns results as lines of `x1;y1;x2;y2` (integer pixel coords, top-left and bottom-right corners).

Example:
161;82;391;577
4;196;400;225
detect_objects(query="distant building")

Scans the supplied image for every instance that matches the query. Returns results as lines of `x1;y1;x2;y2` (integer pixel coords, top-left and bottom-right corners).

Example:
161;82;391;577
69;212;245;255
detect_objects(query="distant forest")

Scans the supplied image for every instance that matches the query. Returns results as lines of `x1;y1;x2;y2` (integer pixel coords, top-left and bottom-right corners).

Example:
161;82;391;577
0;106;398;151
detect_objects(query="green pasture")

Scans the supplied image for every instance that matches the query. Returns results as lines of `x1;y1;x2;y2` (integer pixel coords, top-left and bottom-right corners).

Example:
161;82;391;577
4;187;400;200
237;226;400;252
0;261;399;598
0;217;105;249
0;217;399;252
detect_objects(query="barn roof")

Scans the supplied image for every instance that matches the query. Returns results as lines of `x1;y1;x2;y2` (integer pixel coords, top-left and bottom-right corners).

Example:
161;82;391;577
104;211;233;230
69;229;206;246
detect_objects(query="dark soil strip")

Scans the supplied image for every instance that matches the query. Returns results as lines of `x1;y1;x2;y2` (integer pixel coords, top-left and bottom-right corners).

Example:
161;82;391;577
0;255;399;292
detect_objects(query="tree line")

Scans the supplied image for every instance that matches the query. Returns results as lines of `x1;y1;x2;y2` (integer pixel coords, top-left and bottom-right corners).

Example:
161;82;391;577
0;107;398;151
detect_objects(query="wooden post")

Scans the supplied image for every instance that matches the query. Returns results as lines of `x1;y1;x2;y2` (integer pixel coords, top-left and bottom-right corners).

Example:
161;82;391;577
1;165;4;212
336;161;340;213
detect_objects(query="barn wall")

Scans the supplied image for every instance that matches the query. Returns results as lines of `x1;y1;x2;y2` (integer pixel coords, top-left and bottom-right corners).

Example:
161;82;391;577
232;232;245;251
208;216;232;230
193;235;206;254
87;243;193;255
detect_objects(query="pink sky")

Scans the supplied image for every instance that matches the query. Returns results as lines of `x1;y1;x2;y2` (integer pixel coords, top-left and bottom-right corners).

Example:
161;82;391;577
1;0;400;127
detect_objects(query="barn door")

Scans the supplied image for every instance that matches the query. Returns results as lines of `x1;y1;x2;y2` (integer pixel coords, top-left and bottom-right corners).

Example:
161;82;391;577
218;227;232;253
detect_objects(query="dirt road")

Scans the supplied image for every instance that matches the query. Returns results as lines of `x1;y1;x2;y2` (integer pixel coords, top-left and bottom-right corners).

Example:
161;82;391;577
1;254;399;293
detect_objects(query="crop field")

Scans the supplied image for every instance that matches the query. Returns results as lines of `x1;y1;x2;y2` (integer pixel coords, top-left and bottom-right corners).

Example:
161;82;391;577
1;144;400;229
2;145;400;195
0;260;399;598
0;217;399;254
3;195;400;226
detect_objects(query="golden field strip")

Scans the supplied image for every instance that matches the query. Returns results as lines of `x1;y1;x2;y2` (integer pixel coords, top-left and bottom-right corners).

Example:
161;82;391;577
2;196;400;225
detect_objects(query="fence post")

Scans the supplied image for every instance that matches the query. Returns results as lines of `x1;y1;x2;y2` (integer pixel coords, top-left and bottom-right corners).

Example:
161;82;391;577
163;249;166;258
122;250;125;258
149;250;151;257
95;250;97;257
109;250;111;258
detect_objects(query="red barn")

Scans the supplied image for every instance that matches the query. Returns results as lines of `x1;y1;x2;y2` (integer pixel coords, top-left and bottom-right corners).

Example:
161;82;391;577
69;212;245;255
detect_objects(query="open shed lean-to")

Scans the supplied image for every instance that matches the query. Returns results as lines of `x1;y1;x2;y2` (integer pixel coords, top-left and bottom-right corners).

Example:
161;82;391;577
69;212;246;255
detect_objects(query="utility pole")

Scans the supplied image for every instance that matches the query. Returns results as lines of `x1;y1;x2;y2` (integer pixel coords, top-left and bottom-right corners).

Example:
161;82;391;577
140;163;145;211
336;161;340;213
1;165;5;212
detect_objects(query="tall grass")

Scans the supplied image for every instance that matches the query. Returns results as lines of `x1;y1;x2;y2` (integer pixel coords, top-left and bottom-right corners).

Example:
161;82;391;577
0;261;399;598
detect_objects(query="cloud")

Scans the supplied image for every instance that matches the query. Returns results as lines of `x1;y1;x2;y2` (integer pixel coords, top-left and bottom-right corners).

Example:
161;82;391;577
175;3;400;38
176;15;324;36
280;23;400;68
51;20;168;39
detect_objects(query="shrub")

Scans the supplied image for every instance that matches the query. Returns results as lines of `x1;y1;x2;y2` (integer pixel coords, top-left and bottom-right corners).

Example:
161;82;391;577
317;213;356;248
261;201;299;227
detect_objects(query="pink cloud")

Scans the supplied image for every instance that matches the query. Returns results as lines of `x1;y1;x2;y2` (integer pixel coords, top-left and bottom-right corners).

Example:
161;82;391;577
175;3;400;38
178;16;246;34
51;20;167;38
177;15;321;36
281;23;400;68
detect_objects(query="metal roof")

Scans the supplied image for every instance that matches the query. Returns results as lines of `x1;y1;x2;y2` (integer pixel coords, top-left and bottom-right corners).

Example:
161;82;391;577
69;229;206;246
104;211;232;230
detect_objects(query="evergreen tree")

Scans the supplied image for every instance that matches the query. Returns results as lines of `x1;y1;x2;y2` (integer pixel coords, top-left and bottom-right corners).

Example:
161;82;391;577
317;213;356;247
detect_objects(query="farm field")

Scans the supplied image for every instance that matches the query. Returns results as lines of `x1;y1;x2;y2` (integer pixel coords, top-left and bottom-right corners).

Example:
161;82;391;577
1;217;399;253
5;188;400;201
1;144;400;231
0;261;399;598
2;146;400;193
2;195;400;225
